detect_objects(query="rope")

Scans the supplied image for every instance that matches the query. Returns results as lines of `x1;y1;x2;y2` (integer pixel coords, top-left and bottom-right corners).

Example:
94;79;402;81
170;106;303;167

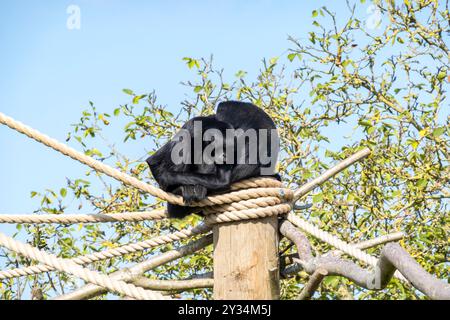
0;231;167;300
0;223;211;280
206;204;292;224
203;196;284;214
287;213;377;266
0;209;167;224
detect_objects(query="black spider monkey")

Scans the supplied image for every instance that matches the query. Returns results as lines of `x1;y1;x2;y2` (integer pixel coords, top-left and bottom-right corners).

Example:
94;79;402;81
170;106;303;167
146;101;280;218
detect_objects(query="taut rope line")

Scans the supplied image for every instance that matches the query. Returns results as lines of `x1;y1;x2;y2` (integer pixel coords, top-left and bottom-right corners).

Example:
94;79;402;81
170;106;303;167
0;223;211;280
0;209;167;224
0;232;167;300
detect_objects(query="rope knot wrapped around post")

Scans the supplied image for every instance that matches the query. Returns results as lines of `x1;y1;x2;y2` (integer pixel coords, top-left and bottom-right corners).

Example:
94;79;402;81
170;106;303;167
183;177;295;224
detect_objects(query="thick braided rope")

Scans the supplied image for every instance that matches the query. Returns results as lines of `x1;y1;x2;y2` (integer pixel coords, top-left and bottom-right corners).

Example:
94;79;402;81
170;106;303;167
287;213;378;266
0;232;167;300
0;209;167;224
193;187;291;207
203;180;293;223
0;223;211;280
203;196;283;214
205;203;292;224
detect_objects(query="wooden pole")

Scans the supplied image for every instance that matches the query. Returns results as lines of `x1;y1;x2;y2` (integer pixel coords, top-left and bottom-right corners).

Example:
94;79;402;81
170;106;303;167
213;216;279;300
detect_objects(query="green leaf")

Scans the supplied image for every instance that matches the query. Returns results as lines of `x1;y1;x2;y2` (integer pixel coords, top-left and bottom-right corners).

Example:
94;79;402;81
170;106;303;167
407;138;419;149
60;188;67;198
438;72;447;81
432;127;445;138
123;88;134;95
392;190;401;197
85;148;103;157
312;10;318;17
359;120;372;127
183;57;199;69
133;95;145;104
416;179;427;188
269;57;278;65
235;70;247;78
323;276;339;286
30;191;37;198
342;59;352;68
313;193;324;203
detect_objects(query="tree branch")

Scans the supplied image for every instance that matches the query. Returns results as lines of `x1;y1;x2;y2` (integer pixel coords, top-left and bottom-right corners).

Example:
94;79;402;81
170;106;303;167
297;268;328;300
133;277;213;290
281;223;450;299
380;243;450;300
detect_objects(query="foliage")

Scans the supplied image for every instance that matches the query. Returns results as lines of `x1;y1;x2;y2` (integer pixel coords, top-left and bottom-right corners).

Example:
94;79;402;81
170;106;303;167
1;0;448;300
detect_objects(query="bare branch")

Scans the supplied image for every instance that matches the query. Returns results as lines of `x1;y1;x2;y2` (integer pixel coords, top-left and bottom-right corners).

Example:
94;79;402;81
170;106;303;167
353;232;404;250
380;243;450;300
133;277;213;290
279;220;313;262
297;268;328;300
187;272;213;280
282;226;450;300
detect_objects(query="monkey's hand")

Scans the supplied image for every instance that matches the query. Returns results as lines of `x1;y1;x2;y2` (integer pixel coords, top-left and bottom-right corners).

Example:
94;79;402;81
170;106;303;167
180;185;208;205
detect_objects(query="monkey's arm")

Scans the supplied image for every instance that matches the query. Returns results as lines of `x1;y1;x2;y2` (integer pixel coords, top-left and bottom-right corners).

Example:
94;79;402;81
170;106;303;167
164;167;232;191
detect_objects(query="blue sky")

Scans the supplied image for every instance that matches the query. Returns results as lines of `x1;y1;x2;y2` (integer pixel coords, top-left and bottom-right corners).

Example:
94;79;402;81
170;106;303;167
0;0;342;218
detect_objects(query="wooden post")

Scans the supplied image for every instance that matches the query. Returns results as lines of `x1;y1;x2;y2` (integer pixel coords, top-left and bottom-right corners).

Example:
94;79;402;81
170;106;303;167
213;216;279;300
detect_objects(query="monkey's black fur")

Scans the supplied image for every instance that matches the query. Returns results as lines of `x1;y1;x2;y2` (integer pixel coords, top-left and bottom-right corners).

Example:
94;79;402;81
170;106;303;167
146;101;279;218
